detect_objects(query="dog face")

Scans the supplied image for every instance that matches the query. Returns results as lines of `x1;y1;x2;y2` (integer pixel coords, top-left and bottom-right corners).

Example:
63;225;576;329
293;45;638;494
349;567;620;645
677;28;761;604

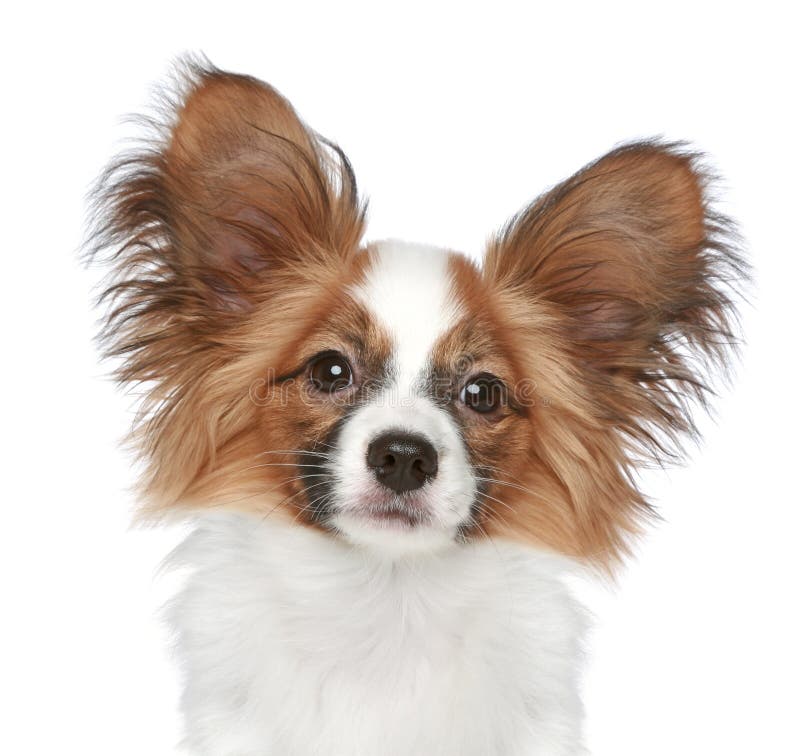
241;238;533;555
301;241;482;553
91;60;743;567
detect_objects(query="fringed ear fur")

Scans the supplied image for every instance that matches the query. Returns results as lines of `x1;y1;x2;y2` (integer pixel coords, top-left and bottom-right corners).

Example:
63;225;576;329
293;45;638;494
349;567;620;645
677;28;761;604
89;57;366;364
485;140;746;456
481;141;747;567
86;58;366;506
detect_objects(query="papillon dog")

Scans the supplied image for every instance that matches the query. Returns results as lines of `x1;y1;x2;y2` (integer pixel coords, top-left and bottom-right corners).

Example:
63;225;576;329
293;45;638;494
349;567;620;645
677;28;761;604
89;58;745;755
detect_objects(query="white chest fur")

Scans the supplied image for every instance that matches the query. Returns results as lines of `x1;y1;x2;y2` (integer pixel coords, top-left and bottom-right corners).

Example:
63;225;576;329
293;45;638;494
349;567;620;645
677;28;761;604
167;513;587;755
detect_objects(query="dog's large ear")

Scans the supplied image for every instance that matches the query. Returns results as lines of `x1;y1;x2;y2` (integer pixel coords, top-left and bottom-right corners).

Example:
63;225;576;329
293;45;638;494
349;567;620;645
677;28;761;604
88;60;366;504
484;141;745;451
92;59;365;314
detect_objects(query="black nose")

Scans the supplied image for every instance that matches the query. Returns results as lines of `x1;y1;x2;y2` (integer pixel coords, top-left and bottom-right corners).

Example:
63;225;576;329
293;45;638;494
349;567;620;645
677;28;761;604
366;432;439;494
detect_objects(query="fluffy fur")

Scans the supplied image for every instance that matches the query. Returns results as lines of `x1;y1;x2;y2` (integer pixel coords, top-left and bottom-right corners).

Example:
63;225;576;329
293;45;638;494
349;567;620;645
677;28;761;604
88;57;745;755
168;513;585;755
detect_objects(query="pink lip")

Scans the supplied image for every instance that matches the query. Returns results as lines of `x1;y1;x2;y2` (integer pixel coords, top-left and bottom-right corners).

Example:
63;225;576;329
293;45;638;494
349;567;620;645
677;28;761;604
354;497;431;528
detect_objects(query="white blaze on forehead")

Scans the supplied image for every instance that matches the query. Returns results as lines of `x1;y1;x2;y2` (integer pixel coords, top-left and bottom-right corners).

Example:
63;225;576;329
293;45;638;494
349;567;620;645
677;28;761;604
335;241;476;550
352;240;462;394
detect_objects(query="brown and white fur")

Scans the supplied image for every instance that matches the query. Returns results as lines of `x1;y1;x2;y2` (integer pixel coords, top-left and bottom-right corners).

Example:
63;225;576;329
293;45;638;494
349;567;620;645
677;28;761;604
89;58;745;755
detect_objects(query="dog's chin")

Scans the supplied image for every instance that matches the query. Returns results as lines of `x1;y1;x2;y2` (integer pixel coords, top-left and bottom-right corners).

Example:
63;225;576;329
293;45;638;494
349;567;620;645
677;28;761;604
330;493;466;555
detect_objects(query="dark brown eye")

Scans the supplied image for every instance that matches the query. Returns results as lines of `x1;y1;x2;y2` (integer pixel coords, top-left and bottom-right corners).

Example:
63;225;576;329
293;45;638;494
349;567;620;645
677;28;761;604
460;373;506;414
308;352;354;393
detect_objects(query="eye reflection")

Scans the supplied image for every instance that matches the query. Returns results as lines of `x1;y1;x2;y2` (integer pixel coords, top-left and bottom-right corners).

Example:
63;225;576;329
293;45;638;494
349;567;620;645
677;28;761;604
308;352;354;393
460;373;507;414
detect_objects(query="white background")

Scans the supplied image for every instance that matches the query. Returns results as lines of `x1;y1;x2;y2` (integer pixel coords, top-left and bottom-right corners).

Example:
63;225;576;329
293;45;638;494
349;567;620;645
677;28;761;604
2;2;798;754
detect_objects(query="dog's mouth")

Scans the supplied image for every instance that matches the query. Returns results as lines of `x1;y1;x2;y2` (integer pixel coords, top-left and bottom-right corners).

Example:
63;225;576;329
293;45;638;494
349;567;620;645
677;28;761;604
327;480;476;552
344;488;433;529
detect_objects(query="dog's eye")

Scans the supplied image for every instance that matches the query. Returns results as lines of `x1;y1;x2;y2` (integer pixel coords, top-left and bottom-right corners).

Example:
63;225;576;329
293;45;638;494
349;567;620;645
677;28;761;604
460;373;506;414
309;352;354;393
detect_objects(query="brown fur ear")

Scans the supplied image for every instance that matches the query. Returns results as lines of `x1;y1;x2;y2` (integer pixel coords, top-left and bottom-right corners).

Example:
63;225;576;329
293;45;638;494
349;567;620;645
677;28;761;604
480;142;747;568
87;58;366;507
165;67;364;300
485;141;746;452
92;58;365;315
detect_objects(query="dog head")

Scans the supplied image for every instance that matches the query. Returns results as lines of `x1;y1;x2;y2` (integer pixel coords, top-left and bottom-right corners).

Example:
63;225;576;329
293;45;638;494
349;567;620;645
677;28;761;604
90;60;744;566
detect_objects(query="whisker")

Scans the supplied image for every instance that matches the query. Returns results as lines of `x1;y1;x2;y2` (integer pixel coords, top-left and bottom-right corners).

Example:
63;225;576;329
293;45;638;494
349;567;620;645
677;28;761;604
266;478;331;511
197;470;329;510
475;489;516;514
475;464;531;486
288;493;332;528
472;496;513;532
255;449;334;459
474;476;557;507
308;439;336;451
258;478;333;523
475;476;539;497
244;461;333;472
